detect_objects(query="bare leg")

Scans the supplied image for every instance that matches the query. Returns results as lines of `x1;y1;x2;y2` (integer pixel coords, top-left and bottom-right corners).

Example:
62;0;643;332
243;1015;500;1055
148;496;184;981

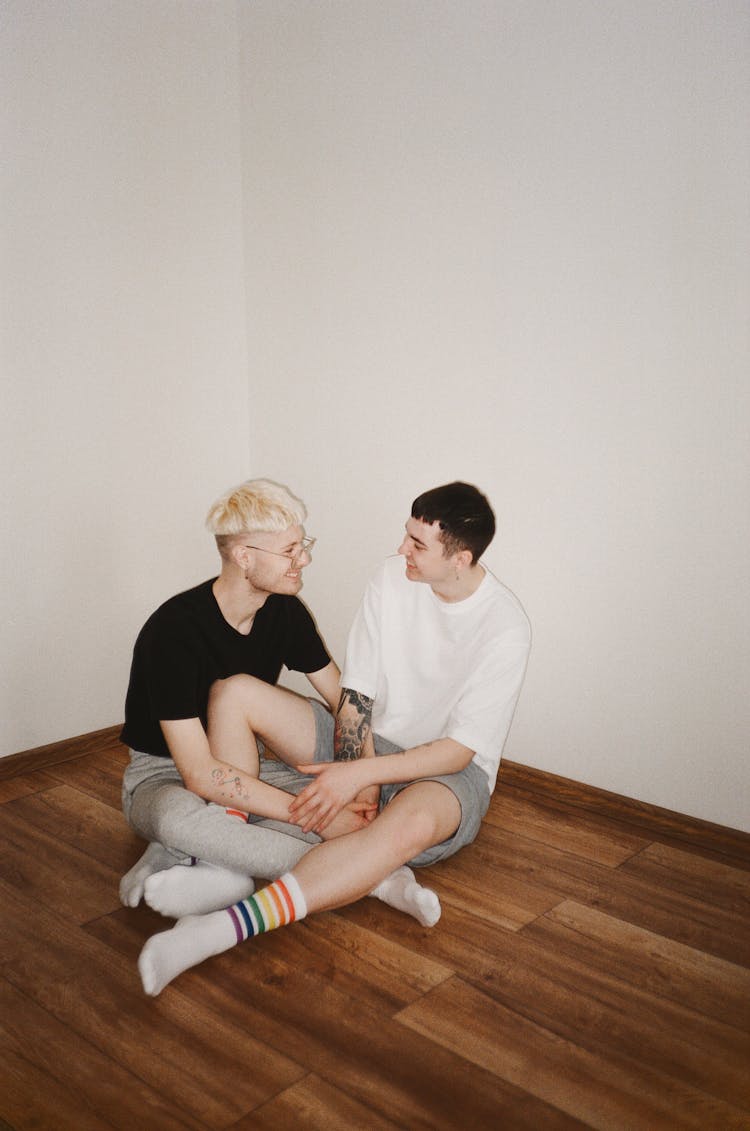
207;675;320;770
290;782;459;911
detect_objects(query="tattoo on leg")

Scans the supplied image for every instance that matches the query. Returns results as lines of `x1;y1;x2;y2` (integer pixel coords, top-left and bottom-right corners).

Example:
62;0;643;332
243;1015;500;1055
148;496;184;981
334;688;373;762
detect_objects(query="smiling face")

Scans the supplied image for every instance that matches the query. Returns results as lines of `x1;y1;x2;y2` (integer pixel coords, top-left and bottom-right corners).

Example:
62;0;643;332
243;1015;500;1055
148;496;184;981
240;524;312;596
398;516;458;586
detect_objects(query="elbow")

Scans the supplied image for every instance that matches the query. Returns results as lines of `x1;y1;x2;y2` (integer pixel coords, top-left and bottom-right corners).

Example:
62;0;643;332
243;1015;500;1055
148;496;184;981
180;767;207;797
181;773;200;795
455;743;476;772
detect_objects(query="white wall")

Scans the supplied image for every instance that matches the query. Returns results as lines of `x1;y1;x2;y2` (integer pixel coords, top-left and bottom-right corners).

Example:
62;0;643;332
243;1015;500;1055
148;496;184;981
3;2;747;834
241;1;750;831
1;2;249;752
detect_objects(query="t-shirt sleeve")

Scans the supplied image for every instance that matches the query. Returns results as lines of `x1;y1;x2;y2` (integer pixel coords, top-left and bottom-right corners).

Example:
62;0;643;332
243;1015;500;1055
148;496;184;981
138;615;206;722
283;600;332;674
341;566;383;698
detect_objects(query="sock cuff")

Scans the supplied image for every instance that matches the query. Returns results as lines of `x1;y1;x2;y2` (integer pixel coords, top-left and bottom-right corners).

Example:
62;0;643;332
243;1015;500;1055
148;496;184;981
225;807;247;822
279;871;307;920
229;873;307;941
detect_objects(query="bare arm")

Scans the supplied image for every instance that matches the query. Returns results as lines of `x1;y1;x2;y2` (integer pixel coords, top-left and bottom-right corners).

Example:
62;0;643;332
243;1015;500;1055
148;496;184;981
289;736;473;833
334;686;376;761
161;717;297;822
285;683;377;833
305;660;342;714
359;738;474;784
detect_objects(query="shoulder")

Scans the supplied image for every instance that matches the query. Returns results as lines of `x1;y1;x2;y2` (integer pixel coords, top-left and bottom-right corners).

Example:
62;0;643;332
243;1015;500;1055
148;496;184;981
136;579;216;640
260;593;309;616
479;569;531;640
257;594;316;628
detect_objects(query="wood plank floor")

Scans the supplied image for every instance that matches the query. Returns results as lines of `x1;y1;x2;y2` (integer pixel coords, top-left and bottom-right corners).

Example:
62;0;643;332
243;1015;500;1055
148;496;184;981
0;736;748;1130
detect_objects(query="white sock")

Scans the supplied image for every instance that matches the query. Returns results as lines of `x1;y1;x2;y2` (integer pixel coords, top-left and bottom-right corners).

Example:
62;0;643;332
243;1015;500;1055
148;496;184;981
138;911;238;997
119;842;185;908
144;862;255;918
369;866;441;927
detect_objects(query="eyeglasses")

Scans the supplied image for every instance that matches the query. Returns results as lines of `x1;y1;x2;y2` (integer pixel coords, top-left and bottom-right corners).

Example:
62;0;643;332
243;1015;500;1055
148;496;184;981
244;536;316;567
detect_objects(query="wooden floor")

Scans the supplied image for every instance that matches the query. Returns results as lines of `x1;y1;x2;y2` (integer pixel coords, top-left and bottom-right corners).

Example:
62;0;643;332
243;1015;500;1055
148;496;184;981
0;733;748;1131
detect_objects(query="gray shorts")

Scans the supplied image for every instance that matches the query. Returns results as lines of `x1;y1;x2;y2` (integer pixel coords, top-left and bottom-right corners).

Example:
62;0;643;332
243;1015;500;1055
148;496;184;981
261;699;491;868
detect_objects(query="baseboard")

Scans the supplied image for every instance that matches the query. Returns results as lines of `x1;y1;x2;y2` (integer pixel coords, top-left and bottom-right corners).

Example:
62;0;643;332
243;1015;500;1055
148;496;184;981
500;758;750;864
0;725;124;781
2;727;747;864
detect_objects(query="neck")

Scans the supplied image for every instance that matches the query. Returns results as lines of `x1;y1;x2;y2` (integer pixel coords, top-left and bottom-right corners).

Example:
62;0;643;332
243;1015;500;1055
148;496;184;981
212;572;268;635
431;562;485;604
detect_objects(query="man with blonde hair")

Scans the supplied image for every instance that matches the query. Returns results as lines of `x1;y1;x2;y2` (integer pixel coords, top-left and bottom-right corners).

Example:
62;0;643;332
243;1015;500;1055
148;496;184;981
120;477;438;925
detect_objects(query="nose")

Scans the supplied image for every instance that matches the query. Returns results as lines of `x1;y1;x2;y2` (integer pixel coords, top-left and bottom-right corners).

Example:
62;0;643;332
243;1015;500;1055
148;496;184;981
398;537;411;557
294;548;311;568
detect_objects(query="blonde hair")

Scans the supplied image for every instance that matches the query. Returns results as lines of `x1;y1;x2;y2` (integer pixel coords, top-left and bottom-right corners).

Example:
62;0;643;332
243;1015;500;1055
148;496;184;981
206;478;307;560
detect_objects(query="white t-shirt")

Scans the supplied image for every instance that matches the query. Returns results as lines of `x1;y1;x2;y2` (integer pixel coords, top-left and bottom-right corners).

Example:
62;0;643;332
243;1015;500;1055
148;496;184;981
342;555;531;792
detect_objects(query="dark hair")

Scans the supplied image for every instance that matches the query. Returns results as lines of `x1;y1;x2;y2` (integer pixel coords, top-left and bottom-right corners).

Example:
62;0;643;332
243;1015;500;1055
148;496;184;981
411;481;495;563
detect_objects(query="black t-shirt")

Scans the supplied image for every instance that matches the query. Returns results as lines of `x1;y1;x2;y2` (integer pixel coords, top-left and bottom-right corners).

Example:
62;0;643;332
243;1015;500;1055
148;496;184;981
120;579;331;757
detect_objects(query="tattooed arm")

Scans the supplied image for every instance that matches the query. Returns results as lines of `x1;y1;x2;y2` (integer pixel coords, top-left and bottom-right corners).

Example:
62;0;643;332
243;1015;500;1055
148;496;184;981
160;717;300;822
286;687;379;833
334;687;375;762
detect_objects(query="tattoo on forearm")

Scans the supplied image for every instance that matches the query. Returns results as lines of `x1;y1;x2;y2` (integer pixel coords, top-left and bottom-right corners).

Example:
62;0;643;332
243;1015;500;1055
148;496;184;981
336;688;373;714
211;766;246;800
334;688;373;761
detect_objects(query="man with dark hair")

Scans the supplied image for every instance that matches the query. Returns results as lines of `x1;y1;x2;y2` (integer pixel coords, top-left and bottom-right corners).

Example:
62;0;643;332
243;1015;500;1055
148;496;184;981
410;480;496;562
139;481;531;995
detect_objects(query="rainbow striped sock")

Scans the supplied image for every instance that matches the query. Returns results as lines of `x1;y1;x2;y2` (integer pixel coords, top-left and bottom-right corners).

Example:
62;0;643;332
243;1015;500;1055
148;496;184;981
226;872;307;943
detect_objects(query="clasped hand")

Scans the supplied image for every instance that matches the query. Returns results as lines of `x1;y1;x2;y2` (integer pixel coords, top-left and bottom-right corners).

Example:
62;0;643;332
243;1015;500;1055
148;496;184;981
288;760;378;835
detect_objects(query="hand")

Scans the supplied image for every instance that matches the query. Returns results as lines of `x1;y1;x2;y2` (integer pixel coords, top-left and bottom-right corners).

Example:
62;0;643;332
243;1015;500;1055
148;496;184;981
289;761;372;835
355;783;381;823
318;803;375;840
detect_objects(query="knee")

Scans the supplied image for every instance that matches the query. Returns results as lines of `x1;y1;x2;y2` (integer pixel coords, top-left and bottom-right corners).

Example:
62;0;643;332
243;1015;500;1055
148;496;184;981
209;673;256;710
381;783;461;858
208;672;269;717
383;805;445;861
143;786;206;849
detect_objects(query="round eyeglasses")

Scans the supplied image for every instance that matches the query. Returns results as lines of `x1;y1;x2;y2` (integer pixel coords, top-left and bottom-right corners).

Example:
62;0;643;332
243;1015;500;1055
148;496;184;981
244;536;316;567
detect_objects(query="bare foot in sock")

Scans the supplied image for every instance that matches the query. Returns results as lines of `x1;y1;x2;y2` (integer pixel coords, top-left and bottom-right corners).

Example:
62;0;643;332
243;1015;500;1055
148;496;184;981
369;865;441;927
144;862;255;918
139;911;238;996
119;842;186;908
